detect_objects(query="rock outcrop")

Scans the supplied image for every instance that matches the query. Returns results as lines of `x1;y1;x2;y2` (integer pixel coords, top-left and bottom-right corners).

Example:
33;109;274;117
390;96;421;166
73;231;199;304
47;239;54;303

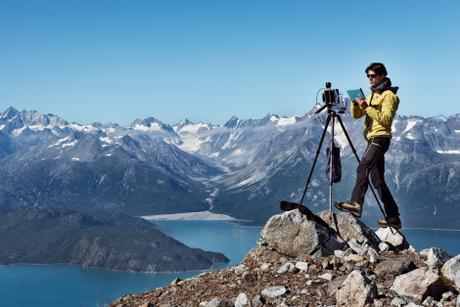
390;267;447;303
110;209;459;307
336;270;377;306
244;210;346;263
442;255;460;289
420;247;453;269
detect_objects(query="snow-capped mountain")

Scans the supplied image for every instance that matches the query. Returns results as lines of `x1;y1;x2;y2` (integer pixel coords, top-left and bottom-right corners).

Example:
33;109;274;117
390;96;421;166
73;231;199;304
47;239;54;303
0;106;459;228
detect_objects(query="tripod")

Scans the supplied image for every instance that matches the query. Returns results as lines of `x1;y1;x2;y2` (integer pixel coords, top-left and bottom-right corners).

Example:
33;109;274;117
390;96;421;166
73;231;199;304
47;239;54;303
295;103;392;229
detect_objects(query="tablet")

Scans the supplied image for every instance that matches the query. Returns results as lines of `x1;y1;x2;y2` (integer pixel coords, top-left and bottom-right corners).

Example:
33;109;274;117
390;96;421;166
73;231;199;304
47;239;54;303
347;88;366;101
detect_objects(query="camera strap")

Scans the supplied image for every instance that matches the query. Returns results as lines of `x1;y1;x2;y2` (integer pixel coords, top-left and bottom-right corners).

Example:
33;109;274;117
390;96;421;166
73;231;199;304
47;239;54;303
369;92;375;107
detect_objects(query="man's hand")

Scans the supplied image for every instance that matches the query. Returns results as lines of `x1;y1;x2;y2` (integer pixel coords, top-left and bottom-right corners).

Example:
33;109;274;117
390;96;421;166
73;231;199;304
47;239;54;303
355;98;368;109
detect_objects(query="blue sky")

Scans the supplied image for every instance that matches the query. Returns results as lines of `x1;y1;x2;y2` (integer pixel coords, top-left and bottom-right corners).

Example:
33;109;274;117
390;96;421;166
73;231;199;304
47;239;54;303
0;0;459;125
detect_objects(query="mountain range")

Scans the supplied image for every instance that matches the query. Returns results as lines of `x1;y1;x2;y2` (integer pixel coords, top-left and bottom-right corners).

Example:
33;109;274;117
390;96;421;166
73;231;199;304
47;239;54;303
0;106;459;228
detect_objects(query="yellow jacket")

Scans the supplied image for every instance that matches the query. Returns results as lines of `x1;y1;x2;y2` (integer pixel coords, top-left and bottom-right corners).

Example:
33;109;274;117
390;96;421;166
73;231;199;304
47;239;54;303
351;90;399;140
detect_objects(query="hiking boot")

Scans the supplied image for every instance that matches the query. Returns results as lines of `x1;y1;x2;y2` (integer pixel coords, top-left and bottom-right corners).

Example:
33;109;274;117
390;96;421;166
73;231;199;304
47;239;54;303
378;216;402;229
334;200;363;218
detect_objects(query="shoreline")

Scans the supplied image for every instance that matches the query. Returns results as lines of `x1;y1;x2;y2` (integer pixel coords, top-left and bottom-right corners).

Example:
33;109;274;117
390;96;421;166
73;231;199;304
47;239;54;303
401;227;460;232
0;261;229;275
139;210;251;222
139;212;460;231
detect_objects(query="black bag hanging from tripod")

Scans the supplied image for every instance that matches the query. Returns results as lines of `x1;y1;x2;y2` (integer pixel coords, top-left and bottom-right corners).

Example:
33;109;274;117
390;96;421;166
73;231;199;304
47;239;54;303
325;141;342;183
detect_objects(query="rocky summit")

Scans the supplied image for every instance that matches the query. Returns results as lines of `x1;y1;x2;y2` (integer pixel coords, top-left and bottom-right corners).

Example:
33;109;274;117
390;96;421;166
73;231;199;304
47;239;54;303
110;209;460;306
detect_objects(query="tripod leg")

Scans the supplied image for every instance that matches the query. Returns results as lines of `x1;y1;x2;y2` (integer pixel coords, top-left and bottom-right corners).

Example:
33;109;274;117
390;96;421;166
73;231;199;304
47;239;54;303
299;114;332;205
329;114;335;219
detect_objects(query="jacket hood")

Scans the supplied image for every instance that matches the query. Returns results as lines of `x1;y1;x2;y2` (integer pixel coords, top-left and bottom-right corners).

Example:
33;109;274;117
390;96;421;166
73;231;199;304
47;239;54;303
372;77;398;94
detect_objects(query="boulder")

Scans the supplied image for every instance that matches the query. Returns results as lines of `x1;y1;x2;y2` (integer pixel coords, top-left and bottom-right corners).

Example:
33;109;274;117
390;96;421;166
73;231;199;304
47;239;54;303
294;261;309;271
422;296;442;307
343;253;364;262
233;264;248;275
441;255;460;289
245;209;346;261
259;263;271;271
390;267;447;303
251;295;264;307
403;302;424;307
420;248;452;269
327;275;347;296
374;254;416;277
169;278;182;286
440;291;457;306
234;293;250;307
367;248;381;263
379;242;390;252
318;211;381;254
319;272;334;281
375;227;409;250
336;270;377;306
276;262;297;274
199;298;233;307
261;286;288;298
390;297;408;306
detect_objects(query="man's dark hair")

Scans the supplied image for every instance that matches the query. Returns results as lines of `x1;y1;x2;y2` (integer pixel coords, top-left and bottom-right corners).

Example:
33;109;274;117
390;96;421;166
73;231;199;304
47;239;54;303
365;63;388;76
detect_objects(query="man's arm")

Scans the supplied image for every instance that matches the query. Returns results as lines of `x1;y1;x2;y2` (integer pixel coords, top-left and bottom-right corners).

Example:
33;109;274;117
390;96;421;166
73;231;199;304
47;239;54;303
365;92;399;128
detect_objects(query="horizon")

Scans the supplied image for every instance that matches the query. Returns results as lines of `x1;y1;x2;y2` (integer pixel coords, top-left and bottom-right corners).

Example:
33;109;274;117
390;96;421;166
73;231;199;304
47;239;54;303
1;104;458;127
1;1;459;125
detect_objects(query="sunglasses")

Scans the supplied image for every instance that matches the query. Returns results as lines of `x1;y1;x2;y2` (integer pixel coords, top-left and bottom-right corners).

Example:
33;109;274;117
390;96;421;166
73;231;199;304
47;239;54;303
367;74;378;79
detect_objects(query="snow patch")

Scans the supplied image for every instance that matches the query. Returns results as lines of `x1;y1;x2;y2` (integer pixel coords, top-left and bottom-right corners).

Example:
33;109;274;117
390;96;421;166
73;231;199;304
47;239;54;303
71;157;80;161
132;123;162;132
209;152;220;158
48;137;71;148
231;148;245;157
99;136;112;144
139;211;237;221
177;122;210;134
28;124;65;131
103;127;116;133
222;131;241;149
235;171;266;187
402;119;421;134
436;149;460;154
12;127;27;136
178;136;203;152
61;140;77;148
69;123;97;132
277;116;297;127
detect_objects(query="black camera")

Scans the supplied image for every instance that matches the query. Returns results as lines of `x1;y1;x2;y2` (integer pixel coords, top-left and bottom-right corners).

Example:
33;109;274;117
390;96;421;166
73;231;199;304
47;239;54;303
315;82;346;115
322;82;339;105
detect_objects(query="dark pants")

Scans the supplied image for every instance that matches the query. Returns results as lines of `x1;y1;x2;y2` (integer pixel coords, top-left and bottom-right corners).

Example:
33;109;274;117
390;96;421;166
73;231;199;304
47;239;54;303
351;137;399;218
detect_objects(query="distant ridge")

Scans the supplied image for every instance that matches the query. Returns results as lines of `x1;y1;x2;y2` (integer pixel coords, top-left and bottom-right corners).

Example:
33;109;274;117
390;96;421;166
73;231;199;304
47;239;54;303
0;106;459;228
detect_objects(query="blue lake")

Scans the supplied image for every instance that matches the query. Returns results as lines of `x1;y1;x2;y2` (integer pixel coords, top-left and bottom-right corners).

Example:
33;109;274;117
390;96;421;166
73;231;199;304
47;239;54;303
0;220;459;307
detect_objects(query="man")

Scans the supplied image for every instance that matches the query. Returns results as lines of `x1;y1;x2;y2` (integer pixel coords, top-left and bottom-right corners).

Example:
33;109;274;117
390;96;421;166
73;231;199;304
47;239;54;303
334;63;401;229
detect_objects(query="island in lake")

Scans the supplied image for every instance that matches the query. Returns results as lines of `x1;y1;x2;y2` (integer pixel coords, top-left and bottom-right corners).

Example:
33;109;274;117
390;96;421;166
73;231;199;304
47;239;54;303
0;206;229;272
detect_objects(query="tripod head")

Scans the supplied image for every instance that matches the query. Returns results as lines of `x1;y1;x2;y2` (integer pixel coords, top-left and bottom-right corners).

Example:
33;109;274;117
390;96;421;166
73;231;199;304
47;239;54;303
315;82;347;115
